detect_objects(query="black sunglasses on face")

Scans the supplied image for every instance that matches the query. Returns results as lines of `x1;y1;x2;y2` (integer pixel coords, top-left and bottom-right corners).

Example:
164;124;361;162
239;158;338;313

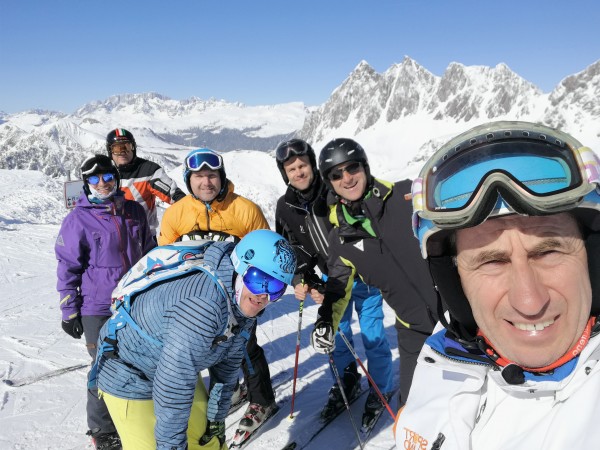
327;162;362;181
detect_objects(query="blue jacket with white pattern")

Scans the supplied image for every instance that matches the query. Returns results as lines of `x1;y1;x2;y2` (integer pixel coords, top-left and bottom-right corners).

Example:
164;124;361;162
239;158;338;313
96;241;254;450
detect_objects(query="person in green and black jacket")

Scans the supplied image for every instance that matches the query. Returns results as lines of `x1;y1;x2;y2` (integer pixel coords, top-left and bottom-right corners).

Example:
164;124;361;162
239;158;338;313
310;138;440;408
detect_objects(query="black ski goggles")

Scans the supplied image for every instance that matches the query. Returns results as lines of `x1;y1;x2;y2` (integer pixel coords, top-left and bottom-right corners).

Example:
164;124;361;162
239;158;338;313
275;140;310;163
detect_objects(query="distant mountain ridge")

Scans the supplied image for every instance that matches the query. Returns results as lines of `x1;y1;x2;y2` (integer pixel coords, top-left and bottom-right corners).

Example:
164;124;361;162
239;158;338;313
299;57;600;180
1;57;599;180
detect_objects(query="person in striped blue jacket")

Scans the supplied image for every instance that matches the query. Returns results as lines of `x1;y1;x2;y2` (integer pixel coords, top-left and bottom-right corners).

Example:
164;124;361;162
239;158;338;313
95;230;296;450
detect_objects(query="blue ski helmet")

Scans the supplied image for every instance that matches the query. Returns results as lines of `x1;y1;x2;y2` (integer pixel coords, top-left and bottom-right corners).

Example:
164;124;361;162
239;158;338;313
231;230;296;286
183;148;227;195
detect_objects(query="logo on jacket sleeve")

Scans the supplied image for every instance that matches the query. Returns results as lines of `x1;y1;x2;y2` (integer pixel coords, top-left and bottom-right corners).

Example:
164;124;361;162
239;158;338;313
353;240;364;251
402;428;428;450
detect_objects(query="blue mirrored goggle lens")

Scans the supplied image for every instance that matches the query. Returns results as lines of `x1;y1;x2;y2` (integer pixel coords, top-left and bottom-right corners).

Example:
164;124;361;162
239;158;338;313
186;152;222;171
427;143;581;211
242;267;286;302
87;173;116;185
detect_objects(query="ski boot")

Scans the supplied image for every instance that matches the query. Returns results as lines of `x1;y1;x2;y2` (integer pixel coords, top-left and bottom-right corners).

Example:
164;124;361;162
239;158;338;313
87;429;122;450
231;402;278;447
361;390;392;432
320;363;362;421
228;379;248;413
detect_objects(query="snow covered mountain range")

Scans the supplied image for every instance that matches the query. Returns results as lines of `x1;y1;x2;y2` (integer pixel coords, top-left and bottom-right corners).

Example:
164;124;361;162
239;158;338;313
1;57;599;183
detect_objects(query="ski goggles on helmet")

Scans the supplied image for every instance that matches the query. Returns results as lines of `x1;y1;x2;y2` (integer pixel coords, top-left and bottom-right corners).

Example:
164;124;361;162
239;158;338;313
412;135;600;232
275;140;310;163
87;173;116;185
110;142;134;155
327;161;363;181
186;151;223;172
242;266;287;302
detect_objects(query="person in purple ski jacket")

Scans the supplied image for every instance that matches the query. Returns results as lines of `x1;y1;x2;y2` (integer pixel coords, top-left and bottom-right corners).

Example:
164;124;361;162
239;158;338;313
55;154;155;450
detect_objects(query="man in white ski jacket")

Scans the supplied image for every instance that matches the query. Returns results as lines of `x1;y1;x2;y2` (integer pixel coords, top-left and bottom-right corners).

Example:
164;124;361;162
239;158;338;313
395;121;600;450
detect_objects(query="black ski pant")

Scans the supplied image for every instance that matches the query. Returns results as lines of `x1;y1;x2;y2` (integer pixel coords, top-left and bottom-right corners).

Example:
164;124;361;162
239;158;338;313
82;315;117;436
241;323;275;407
395;323;430;408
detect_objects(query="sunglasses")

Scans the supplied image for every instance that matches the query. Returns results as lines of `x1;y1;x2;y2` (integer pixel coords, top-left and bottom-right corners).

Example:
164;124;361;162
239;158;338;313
186;151;223;171
327;161;363;181
275;140;310;163
87;173;116;185
110;142;133;156
242;266;287;302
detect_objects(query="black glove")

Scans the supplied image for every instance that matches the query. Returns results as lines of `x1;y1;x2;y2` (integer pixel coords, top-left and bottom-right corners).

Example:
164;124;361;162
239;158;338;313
61;317;83;339
199;420;225;447
303;271;326;294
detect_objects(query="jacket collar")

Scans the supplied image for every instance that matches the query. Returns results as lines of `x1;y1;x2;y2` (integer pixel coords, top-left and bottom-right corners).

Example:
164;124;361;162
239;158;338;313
327;178;393;230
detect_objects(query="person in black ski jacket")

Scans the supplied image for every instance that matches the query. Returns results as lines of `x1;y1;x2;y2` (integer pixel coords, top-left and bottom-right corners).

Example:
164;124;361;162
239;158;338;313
275;139;393;426
310;138;440;408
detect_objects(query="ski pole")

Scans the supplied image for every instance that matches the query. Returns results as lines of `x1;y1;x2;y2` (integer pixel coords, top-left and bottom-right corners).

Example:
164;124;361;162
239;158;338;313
328;353;364;450
289;298;304;419
338;329;396;421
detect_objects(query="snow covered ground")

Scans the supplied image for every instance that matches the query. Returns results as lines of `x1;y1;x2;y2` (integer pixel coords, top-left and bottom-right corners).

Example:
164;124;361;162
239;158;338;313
0;164;399;450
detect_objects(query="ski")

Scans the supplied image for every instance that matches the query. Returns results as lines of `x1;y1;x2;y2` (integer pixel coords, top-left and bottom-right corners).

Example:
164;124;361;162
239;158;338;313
284;385;369;450
3;363;88;387
228;369;292;416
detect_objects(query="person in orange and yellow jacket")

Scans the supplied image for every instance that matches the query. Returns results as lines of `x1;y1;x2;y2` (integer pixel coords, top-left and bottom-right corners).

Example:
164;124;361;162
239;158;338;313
158;148;268;245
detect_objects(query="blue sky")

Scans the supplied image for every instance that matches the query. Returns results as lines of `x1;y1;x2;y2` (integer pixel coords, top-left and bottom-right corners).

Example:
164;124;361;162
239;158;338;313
1;0;599;114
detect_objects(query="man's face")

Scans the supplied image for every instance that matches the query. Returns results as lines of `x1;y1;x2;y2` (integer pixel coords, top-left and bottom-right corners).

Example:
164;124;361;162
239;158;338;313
110;142;134;166
329;161;367;202
455;213;591;368
189;169;222;202
283;155;314;191
238;285;269;317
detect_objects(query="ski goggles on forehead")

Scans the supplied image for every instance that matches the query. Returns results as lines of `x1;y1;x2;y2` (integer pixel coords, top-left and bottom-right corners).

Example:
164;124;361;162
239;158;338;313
186;152;223;171
412;140;600;229
87;173;116;185
242;266;287;302
327;161;362;181
275;141;310;162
